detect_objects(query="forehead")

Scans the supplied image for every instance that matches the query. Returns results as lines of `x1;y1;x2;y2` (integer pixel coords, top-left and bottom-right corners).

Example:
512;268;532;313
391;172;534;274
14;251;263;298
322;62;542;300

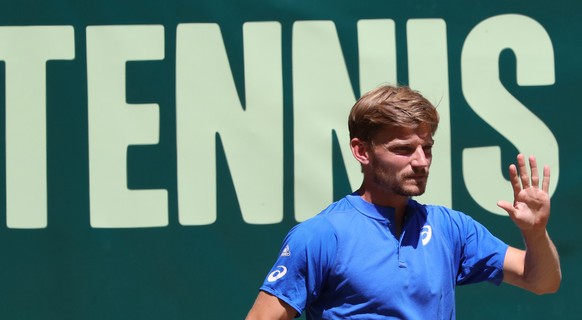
373;124;433;145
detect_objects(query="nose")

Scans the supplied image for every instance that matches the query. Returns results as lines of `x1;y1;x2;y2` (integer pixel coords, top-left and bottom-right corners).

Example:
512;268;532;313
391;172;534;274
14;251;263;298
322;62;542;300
411;146;429;167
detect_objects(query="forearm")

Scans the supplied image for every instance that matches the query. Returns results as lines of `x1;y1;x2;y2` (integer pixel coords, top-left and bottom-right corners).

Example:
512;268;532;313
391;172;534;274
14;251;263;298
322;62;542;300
505;229;561;294
522;229;561;293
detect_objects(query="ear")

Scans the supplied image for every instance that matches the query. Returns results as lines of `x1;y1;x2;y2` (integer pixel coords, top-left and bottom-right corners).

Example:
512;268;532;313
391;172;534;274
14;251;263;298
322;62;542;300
350;138;370;165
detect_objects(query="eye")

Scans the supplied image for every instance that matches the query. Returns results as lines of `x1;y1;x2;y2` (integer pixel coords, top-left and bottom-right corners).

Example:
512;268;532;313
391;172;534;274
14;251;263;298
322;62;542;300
392;146;414;155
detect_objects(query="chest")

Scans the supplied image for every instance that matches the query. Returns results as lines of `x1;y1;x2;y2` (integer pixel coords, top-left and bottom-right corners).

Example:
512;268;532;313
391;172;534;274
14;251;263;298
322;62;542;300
323;218;457;307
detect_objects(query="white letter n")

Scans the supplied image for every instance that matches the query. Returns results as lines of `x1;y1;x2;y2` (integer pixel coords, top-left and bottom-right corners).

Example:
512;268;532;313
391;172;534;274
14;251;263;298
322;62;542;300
176;22;283;225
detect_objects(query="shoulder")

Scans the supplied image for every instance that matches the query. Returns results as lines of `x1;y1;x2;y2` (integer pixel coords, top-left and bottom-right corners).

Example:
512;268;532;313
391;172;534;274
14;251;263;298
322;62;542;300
284;209;341;248
296;196;358;228
286;196;363;246
287;214;336;242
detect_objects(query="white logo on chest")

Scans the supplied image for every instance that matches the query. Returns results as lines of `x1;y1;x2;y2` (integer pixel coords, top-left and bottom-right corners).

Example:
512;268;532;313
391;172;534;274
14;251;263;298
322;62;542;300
421;225;432;246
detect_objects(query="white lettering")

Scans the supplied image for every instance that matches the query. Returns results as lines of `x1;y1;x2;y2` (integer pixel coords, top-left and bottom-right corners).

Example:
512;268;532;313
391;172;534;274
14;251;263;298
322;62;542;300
357;19;397;92
461;14;558;215
0;26;74;228
86;25;168;227
0;15;560;228
176;22;283;225
292;21;362;221
293;19;452;220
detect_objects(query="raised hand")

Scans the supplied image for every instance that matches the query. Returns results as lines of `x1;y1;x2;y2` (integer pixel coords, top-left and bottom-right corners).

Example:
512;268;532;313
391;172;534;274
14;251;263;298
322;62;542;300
497;154;551;234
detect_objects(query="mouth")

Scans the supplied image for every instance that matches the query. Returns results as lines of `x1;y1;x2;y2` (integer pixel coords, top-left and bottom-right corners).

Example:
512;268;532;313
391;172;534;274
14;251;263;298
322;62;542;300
407;174;428;181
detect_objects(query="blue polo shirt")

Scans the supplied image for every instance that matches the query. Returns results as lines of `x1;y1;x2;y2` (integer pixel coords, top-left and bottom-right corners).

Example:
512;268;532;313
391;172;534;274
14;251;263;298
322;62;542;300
259;193;508;319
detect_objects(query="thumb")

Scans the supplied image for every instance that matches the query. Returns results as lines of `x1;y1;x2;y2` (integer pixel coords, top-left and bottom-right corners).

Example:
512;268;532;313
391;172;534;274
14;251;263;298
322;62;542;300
497;200;515;217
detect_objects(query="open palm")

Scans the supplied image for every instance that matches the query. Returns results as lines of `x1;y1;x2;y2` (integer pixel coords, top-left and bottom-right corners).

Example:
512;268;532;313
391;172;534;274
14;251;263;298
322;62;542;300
497;154;551;233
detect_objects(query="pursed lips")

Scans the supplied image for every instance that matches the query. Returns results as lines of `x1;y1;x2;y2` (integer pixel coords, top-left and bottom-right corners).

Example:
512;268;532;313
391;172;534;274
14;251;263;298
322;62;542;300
406;173;429;180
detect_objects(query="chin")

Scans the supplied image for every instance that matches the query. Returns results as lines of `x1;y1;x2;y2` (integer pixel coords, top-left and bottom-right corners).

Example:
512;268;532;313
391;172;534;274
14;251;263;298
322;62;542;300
400;185;426;197
407;191;425;197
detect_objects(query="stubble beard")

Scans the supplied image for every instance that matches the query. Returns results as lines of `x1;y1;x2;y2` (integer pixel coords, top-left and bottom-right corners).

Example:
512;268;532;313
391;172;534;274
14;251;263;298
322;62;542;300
372;165;428;197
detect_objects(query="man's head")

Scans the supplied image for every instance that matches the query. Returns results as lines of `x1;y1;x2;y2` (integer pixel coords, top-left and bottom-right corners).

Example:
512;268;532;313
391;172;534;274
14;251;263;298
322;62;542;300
349;85;440;202
348;85;439;144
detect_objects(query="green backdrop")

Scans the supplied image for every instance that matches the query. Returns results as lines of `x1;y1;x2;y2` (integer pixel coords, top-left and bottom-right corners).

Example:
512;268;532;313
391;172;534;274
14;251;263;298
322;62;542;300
0;0;579;318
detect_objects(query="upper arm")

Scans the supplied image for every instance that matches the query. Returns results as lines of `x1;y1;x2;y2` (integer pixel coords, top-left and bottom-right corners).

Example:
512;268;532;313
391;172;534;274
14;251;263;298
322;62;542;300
246;291;298;320
502;246;527;289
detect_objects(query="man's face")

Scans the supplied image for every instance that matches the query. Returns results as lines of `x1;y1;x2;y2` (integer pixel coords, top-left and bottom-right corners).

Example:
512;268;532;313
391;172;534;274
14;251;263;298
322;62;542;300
367;124;434;197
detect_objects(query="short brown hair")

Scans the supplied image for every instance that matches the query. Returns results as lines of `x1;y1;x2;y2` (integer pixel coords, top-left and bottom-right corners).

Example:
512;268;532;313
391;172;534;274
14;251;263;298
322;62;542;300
348;85;439;142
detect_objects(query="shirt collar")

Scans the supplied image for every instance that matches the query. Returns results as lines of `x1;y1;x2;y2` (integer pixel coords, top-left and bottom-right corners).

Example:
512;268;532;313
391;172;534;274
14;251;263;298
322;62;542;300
346;192;418;222
346;192;396;221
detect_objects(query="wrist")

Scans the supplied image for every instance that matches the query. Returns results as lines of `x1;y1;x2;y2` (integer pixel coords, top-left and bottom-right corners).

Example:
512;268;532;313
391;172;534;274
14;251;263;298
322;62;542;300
521;228;549;244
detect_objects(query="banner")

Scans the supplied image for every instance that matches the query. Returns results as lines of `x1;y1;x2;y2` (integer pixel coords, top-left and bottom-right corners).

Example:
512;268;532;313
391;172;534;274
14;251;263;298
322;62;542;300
0;0;578;318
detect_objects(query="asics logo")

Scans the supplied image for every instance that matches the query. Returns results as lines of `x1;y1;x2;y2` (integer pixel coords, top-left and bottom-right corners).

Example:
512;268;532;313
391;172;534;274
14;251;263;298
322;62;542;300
421;225;432;246
267;266;287;282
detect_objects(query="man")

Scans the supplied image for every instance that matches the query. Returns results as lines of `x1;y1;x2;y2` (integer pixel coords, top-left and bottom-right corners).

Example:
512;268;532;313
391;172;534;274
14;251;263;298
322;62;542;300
246;85;561;319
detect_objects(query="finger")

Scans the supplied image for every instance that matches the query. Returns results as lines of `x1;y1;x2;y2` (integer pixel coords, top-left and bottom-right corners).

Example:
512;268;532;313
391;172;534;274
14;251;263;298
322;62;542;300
508;163;521;198
497;200;516;218
517;154;530;188
542;164;551;193
529;155;539;188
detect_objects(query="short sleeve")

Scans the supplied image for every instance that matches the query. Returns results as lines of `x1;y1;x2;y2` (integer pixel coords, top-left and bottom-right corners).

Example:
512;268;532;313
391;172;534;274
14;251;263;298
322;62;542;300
259;216;337;315
456;215;509;286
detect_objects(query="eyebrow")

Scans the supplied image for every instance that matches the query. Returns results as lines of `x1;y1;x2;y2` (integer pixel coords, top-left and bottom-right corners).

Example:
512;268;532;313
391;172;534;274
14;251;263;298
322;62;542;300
388;137;434;146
